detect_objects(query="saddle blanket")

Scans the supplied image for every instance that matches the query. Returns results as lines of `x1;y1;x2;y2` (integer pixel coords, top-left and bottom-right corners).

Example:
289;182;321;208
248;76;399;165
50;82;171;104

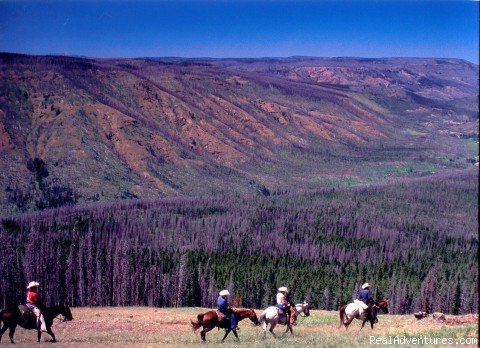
354;299;368;310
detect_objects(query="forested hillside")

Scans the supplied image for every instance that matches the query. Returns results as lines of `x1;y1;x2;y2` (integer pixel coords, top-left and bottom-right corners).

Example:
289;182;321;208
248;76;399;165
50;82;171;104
1;169;477;314
0;54;478;214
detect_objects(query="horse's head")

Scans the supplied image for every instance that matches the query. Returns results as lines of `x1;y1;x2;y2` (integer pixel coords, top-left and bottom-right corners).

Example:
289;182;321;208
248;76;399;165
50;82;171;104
302;301;311;317
61;302;74;321
247;309;260;326
376;299;389;314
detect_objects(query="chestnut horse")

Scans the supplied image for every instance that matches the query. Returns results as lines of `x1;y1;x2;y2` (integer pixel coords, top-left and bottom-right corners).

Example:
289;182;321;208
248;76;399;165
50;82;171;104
0;303;73;343
339;299;389;330
191;308;260;342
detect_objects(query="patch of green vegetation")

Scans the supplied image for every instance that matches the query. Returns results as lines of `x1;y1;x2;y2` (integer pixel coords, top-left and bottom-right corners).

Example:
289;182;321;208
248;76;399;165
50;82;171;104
308;177;362;187
436;154;457;165
364;163;436;180
342;178;361;186
307;191;340;200
405;129;427;136
378;164;411;175
350;93;389;114
465;139;479;156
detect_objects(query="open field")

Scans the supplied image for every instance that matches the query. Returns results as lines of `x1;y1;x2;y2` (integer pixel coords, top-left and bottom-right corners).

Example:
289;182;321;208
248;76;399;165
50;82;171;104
4;307;478;347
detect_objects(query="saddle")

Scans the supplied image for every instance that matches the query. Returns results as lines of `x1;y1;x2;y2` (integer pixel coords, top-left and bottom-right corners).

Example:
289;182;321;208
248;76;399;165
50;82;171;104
18;304;34;317
216;310;227;322
17;305;38;330
354;299;368;310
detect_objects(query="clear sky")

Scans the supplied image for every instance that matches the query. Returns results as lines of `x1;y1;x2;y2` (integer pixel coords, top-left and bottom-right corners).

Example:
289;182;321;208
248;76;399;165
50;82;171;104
0;1;478;63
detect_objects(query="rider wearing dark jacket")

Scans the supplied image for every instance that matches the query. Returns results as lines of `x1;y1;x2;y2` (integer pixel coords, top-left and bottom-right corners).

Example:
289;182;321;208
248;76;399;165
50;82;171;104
358;283;375;313
358;288;373;305
217;290;237;330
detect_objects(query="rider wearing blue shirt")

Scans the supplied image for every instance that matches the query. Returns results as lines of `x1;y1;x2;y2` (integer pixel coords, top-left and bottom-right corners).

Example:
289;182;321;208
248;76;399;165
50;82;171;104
217;290;237;330
358;283;375;314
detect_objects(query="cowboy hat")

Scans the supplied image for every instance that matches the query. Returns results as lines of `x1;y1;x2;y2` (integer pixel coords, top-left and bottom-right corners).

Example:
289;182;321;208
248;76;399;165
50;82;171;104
362;283;370;289
278;286;288;292
219;290;230;296
27;281;40;289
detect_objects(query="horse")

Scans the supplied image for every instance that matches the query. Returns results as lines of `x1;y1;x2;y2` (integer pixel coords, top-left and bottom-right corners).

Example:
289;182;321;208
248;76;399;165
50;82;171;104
0;303;73;343
191;308;260;342
295;301;311;317
339;299;389;330
259;302;298;338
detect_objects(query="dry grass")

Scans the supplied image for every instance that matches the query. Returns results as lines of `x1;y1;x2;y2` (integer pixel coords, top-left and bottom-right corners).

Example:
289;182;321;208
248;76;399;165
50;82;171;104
3;307;478;347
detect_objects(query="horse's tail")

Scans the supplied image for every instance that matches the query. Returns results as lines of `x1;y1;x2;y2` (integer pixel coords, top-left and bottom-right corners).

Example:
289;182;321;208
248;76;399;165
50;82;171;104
0;308;7;332
339;305;347;328
191;313;204;332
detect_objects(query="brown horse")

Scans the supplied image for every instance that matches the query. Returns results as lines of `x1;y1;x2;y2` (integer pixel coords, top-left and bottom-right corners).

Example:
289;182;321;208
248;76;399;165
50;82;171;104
0;303;73;343
191;308;260;342
339;299;389;330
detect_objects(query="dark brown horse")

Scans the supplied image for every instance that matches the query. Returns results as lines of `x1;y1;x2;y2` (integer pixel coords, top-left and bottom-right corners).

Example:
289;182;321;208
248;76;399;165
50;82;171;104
339;299;389;330
191;308;260;342
0;303;73;343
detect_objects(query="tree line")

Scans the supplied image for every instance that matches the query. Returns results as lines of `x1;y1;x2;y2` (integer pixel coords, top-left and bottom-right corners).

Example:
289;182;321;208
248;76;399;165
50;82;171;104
0;170;477;314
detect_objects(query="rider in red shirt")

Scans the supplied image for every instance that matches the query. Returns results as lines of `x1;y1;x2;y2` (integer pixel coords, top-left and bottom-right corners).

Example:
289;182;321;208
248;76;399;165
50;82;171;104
26;281;46;332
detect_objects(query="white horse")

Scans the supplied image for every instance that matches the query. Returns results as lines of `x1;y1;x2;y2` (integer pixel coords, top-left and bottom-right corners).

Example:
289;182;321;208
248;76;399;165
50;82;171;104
339;299;388;330
259;301;310;338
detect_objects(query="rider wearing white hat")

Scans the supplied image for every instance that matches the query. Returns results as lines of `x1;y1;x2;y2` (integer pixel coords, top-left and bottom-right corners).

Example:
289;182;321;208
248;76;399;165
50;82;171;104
219;290;230;296
216;290;238;331
357;282;374;313
26;281;47;332
276;286;290;321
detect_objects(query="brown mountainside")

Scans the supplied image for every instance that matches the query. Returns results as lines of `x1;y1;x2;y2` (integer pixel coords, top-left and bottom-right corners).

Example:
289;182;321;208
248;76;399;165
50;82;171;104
0;53;478;213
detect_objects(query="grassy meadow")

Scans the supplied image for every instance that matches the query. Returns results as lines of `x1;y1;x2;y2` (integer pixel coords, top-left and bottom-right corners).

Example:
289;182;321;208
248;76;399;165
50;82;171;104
5;307;478;347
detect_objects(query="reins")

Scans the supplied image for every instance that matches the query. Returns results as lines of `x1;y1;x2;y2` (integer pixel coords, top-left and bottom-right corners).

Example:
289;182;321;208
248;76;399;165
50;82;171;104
51;312;68;327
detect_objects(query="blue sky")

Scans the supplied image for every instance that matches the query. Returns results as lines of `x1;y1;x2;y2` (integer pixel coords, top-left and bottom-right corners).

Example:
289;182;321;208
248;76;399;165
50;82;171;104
0;1;478;63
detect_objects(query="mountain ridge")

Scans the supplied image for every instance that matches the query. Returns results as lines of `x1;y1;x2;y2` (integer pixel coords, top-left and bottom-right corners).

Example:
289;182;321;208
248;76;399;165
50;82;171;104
0;53;478;213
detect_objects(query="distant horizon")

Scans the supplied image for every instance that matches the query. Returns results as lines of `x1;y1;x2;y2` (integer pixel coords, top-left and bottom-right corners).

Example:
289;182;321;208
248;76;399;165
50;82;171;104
1;1;478;64
1;51;478;65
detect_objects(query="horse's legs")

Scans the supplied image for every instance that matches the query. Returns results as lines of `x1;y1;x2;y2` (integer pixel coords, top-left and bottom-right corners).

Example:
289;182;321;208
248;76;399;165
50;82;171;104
221;329;231;342
359;319;367;331
269;323;277;338
8;324;16;344
344;315;355;330
200;325;214;343
282;324;294;337
46;326;57;342
0;322;7;342
282;324;288;337
232;329;239;341
38;329;42;343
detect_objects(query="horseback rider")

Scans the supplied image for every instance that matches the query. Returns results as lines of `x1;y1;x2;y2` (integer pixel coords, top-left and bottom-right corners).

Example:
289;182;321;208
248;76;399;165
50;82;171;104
356;283;375;318
216;290;238;331
26;281;47;332
275;286;290;322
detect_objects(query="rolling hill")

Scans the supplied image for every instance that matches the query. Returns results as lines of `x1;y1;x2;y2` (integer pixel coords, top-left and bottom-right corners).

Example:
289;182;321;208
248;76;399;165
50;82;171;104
0;53;478;213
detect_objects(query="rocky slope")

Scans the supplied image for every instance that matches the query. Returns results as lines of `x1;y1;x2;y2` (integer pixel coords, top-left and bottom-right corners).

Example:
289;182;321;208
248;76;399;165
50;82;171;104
0;53;478;213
